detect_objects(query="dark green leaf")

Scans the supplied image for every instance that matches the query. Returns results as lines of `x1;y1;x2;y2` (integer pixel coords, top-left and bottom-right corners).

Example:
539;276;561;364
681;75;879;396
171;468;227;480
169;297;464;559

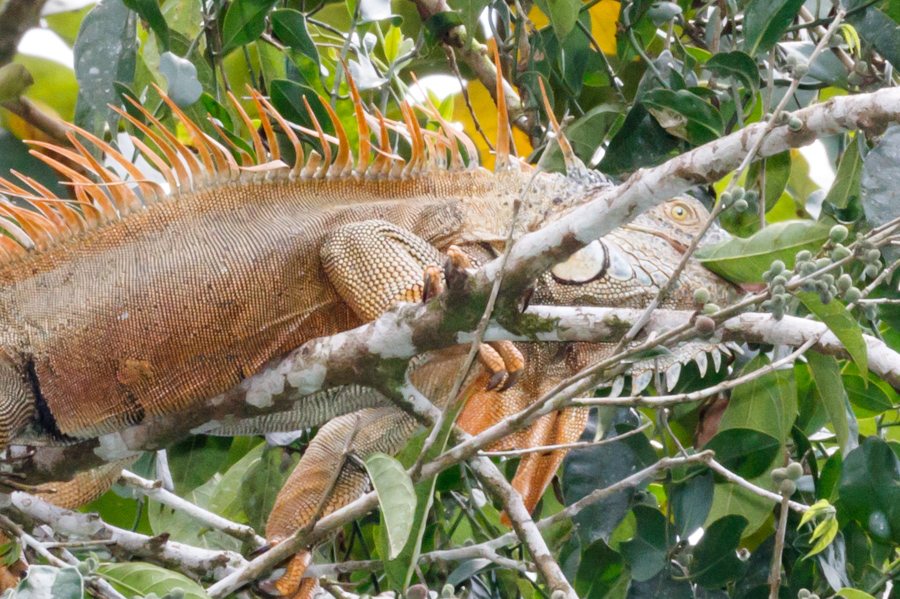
167;436;231;495
365;453;417;560
271;9;319;64
703;428;780;478
844;374;892;415
241;446;296;533
598;103;683;175
807;351;851;452
423;11;463;43
221;0;279;51
826;138;863;209
671;470;714;538
562;416;657;545
719;354;797;444
846;3;900;72
839;436;900;543
575;540;624;599
270;79;333;139
689;515;749;587
625;569;693;599
122;0;170;50
73;0;138;137
696;220;832;283
817;451;841;502
743;0;804;55
533;0;580;41
620;505;672;582
798;293;868;382
706;51;759;95
99;562;210;599
642;89;724;145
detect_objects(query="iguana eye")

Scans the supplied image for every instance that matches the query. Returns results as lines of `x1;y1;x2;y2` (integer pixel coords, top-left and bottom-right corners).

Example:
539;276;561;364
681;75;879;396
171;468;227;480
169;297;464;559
550;240;609;285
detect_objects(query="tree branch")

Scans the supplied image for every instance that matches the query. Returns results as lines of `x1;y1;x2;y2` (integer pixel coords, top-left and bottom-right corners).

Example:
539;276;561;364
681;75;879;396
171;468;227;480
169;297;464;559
0;0;48;68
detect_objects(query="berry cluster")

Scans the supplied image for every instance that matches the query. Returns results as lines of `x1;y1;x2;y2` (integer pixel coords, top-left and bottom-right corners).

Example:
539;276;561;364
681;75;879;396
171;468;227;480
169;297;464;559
719;186;759;214
771;461;803;497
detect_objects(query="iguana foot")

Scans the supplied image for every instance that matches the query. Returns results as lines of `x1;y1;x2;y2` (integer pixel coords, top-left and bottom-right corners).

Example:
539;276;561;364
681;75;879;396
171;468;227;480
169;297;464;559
479;342;524;391
422;264;443;302
259;551;314;598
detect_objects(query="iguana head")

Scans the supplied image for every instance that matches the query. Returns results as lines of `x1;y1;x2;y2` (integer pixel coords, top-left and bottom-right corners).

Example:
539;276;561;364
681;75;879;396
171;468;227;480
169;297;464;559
623;196;729;253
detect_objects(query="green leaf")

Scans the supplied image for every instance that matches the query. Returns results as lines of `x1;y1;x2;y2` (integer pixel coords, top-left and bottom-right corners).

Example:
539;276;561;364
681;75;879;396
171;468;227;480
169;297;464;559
241;446;297;534
73;0;138;137
671;470;714;538
221;0;279;52
696;220;831;283
642;89;724;146
839;436;900;543
167;436;231;495
706;51;759;95
12;565;83;599
826;139;863;209
798;293;868;382
122;0;170;50
703;428;780;478
208;441;265;522
148;476;242;552
742;0;804;56
799;499;836;528
562;418;658;545
806;351;851;452
807;517;839;556
533;0;579;42
271;9;319;64
98;562;210;599
844;374;892;415
365;453;417;560
620;505;672;582
575;540;625;599
719;354;797;444
846;2;900;72
689;515;749;587
837;589;878;599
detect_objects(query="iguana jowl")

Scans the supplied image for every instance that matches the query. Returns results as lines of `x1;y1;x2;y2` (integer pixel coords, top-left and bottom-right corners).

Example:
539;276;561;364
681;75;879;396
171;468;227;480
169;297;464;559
0;76;738;596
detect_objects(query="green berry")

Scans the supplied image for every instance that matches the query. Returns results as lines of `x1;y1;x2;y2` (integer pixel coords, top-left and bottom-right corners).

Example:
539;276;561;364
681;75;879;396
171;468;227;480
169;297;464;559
820;291;834;305
443;584;456;598
772;285;785;296
864;264;880;279
695;315;717;336
793;64;808;78
732;187;745;201
832;245;851;261
761;299;772;310
770;260;785;275
815;280;829;293
734;199;749;212
844;287;861;303
773;306;785;321
762;270;774;283
694;288;711;304
162;590;186;599
829;225;849;243
822;274;834;286
837;274;852;291
796;250;812;262
816;258;832;270
786;462;803;480
772;275;787;287
860;239;876;250
702;303;720;315
772;467;787;483
720;191;733;205
786;54;799;66
551;591;567;599
801;281;816;293
799;590;811;599
789;116;803;131
780;479;797;496
867;249;881;263
854;60;869;74
746;190;760;203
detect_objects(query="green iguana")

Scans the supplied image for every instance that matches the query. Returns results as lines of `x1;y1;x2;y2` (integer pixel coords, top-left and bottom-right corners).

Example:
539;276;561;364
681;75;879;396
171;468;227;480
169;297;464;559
0;72;738;596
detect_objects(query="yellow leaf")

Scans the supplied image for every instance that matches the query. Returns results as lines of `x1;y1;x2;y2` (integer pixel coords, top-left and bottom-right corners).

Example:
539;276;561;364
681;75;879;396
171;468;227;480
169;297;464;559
589;0;620;55
806;517;838;557
452;80;533;171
